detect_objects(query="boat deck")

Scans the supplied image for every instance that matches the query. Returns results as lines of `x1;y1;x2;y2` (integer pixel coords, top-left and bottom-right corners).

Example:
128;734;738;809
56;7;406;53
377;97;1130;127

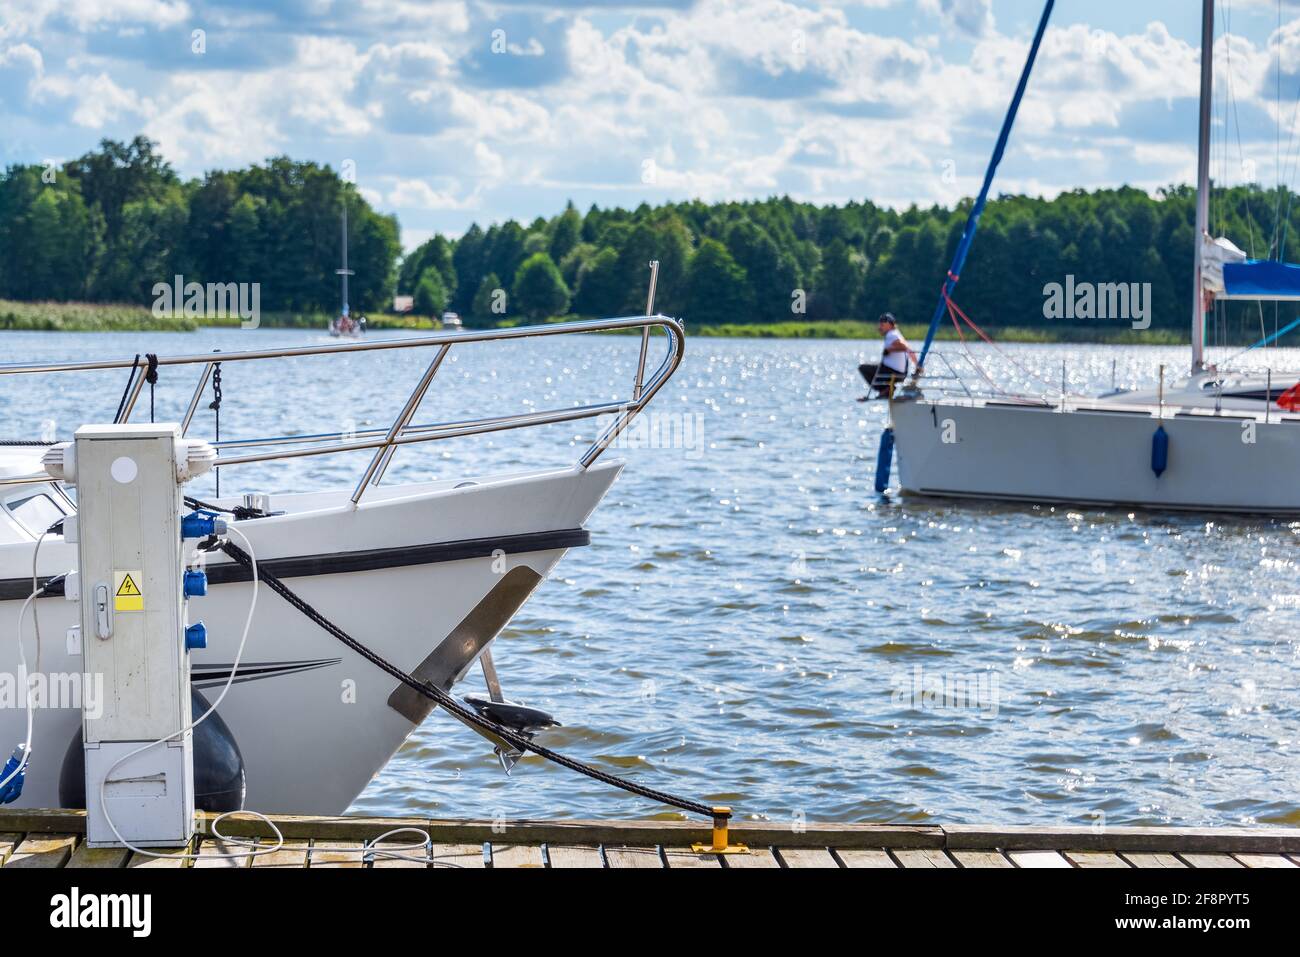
1;809;1297;868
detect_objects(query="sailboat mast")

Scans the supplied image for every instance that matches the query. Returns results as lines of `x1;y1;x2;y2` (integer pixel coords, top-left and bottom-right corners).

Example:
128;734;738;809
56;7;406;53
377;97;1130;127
916;0;1055;371
1192;0;1214;372
335;200;355;321
340;202;350;317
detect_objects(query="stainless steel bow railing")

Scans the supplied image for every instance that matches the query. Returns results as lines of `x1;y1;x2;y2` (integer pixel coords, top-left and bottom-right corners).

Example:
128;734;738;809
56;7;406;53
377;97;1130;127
0;314;686;503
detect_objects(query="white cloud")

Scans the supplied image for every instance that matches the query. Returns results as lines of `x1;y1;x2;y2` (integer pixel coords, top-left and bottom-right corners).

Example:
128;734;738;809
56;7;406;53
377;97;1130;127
388;178;477;210
920;0;994;39
4;0;1300;241
0;42;43;105
63;73;147;128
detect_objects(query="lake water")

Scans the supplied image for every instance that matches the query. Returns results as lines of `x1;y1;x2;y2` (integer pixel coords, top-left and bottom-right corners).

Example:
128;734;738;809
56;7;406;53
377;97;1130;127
3;327;1298;828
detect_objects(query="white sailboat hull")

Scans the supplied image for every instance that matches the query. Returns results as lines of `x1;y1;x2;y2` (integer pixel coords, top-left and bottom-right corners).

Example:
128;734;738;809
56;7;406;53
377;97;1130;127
0;461;622;814
892;395;1300;513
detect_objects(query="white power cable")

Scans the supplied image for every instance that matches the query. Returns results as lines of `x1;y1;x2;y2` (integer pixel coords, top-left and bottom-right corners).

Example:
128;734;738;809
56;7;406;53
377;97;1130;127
363;826;434;865
99;523;285;861
0;593;39;795
31;528;47;675
0;530;52;796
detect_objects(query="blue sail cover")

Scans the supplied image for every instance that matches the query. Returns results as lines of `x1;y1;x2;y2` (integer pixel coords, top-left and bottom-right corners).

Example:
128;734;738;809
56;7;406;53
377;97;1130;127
1221;259;1300;300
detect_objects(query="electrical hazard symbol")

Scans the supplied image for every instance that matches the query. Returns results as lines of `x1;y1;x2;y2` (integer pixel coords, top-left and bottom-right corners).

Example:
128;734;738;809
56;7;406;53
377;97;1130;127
114;571;144;612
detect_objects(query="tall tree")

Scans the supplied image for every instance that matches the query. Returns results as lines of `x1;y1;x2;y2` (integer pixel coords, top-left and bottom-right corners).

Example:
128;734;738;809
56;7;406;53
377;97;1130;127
413;267;447;315
726;220;797;321
512;252;569;319
573;247;621;316
685;238;752;324
64;135;177;244
813;238;867;319
0;166;102;300
472;271;505;318
549;201;582;264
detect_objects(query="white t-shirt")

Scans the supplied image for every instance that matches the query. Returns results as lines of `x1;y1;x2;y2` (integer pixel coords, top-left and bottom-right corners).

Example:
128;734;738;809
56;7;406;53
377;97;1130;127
881;329;909;373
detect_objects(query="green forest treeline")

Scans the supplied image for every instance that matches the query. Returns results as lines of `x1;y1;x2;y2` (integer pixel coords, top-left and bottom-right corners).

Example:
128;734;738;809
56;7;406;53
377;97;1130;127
2;136;1296;336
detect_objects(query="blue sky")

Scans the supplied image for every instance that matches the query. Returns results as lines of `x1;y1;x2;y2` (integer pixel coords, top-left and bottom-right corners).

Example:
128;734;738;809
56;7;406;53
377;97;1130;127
2;0;1299;250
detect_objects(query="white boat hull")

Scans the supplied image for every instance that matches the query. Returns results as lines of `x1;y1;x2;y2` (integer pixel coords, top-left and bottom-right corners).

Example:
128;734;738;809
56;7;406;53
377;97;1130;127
891;395;1300;513
0;461;622;814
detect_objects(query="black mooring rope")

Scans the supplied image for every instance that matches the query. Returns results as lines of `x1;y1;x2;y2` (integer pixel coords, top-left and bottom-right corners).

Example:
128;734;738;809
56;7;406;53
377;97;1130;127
144;353;159;423
113;354;141;423
208;361;222;496
215;537;716;820
183;495;263;521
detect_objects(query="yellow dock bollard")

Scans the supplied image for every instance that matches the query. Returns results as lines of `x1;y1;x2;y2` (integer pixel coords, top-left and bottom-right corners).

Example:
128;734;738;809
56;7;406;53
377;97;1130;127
691;806;748;854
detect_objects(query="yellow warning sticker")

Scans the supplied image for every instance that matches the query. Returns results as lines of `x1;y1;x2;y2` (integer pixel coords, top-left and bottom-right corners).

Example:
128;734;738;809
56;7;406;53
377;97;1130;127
114;571;143;612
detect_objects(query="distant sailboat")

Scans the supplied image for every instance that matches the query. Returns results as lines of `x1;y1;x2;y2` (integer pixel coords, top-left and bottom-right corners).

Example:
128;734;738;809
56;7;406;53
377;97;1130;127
329;203;364;338
886;0;1300;513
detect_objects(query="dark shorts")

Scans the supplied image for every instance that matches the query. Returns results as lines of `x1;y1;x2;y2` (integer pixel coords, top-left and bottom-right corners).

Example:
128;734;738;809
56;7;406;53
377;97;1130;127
859;363;904;396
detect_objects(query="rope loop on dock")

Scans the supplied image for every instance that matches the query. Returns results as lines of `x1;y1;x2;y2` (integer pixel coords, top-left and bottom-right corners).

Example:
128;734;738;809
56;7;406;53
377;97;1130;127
214;537;719;821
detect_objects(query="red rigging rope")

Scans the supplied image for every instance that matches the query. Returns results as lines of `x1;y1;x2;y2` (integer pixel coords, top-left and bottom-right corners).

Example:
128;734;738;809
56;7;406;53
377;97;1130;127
941;290;1064;396
945;297;1005;396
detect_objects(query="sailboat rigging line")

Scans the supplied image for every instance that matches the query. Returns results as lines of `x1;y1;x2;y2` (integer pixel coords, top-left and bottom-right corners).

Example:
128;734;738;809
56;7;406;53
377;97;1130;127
113;354;141;424
916;0;1054;370
1273;0;1283;255
1221;0;1263;259
944;300;1007;397
943;293;1061;396
1275;43;1300;261
1222;310;1300;362
215;538;718;821
209;361;222;497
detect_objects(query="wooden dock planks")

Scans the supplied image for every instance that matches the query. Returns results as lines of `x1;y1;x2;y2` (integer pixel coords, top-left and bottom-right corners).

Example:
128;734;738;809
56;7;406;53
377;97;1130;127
775;847;839;868
429;844;486;869
544;844;605;868
66;844;130;868
252;841;310;869
835;848;898;868
0;810;1294;870
950;850;1014;869
489;844;545;868
603;846;664;869
1008;850;1073;868
4;834;77;868
892;848;956;869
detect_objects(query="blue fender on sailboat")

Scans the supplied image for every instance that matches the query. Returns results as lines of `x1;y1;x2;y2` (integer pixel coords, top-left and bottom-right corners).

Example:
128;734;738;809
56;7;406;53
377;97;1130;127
875;428;895;493
1151;425;1169;478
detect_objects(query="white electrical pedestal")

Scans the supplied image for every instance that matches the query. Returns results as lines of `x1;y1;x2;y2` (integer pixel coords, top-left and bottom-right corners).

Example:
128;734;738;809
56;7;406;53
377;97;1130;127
45;424;217;847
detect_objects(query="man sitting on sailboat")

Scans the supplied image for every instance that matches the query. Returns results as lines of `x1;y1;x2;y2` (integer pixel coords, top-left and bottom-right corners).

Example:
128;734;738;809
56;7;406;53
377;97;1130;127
858;312;919;400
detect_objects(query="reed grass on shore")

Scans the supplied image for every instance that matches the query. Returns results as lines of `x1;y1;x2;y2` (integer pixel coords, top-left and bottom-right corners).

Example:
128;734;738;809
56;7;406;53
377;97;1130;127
0;300;441;333
0;299;1189;344
0;299;195;332
692;319;1190;344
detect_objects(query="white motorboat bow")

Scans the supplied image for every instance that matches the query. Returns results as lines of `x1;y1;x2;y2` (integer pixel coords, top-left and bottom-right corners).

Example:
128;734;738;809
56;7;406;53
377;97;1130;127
0;314;683;814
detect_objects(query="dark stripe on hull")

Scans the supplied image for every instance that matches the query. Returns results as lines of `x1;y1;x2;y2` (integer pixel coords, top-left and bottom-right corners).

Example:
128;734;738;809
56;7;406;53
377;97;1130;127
904;486;1300;517
191;658;341;689
0;527;589;600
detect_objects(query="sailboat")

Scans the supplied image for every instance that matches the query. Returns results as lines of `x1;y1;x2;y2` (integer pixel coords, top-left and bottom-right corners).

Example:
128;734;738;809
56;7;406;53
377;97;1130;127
887;0;1300;513
329;203;363;338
